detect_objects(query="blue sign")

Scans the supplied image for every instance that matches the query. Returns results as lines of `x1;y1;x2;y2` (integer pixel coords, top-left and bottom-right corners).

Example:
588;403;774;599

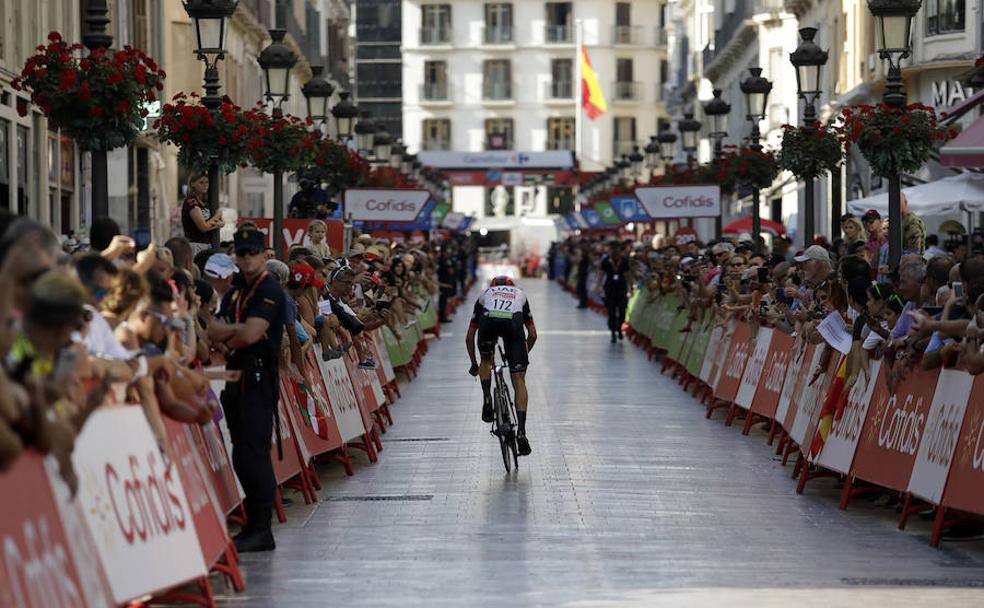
562;214;579;230
580;208;603;228
610;195;650;222
459;217;476;233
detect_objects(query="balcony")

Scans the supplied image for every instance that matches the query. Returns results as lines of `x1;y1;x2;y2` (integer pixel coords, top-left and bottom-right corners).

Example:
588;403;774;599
420;82;451;103
420;27;452;46
544;24;573;44
654;27;668;46
611;81;642;102
704;0;784;72
612;25;643;45
544;80;574;101
483;81;514;102
482;25;514;45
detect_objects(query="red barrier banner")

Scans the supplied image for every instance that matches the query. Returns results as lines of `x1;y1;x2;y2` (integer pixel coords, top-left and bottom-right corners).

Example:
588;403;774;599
941;374;984;516
790;352;841;453
0;451;113;608
713;322;754;403
344;350;382;415
280;378;342;458
775;342;809;425
781;343;820;435
814;360;882;474
163;418;232;567
314;349;366;443
850;366;940;492
734;326;774;410
908;370;975;504
240;217;345;253
750;331;795;420
271;384;306;484
188;420;242;516
71;406;208;605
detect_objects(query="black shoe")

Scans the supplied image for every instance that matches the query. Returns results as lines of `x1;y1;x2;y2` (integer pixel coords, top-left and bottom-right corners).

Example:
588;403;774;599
234;528;276;552
516;434;532;456
482;395;494;423
618;331;624;341
610;333;617;343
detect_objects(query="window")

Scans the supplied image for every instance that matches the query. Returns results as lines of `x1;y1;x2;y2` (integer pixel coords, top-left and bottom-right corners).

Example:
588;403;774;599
423;61;448;100
485;118;514;150
483;60;512;100
616;2;631;26
926;0;965;35
484;3;513;43
550;59;573;98
613;3;637;44
615;59;636;100
545;2;573;43
546;117;575;150
422;119;451;150
613;116;636;157
421;4;451;44
132;0;148;50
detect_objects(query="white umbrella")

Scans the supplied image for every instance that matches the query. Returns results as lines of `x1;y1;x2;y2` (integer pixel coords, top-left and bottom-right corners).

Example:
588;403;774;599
846;172;984;216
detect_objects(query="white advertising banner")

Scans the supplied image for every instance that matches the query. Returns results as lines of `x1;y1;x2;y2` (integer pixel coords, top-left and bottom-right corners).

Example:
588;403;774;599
775;344;808;424
373;329;397;384
417;150;575;169
907;369;975;503
442;211;467;230
787;347;826;447
734;327;774;409
634;185;722;219
343;189;430;222
815;361;882;473
71;407;208;604
699;325;725;384
316;356;366;442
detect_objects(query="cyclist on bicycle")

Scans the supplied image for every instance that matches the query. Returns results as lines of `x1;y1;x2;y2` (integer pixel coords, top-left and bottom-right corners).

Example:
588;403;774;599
466;276;537;456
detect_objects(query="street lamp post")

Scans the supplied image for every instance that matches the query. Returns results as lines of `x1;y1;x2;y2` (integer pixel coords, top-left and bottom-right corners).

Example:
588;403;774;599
657;129;677;165
677;112;702;164
302;65;334;132
331;91;358;141
869;0;922;269
82;0;112;221
258;29;297;255
644;136;660;178
790;27;829;247
354;113;377;157
184;0;239;246
740;68;772;250
629;146;644;181
373;129;393;166
704;88;731;238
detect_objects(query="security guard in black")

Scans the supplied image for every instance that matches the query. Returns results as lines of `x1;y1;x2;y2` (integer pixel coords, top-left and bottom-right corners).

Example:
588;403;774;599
212;227;286;552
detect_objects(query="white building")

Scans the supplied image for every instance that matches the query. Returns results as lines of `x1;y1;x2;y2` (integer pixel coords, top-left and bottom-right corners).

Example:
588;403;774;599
400;0;670;249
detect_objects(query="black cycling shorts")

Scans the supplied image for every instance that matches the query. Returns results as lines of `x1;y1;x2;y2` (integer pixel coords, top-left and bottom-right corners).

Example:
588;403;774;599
477;315;529;373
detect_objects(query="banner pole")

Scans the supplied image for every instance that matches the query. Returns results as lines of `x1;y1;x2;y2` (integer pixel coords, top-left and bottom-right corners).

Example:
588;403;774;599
575;18;584;189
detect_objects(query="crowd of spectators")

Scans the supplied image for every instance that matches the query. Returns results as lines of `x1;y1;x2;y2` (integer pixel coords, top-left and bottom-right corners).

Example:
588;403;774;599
555;207;984;394
0;209;474;517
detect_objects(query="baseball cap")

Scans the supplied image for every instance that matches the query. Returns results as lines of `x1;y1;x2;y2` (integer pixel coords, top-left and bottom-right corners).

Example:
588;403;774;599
290;263;324;289
204;253;238;279
234;227;265;255
862;209;881;223
346;243;366;258
793;245;832;264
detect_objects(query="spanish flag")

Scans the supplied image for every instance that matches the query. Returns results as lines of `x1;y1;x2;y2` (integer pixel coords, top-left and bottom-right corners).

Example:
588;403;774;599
581;48;607;120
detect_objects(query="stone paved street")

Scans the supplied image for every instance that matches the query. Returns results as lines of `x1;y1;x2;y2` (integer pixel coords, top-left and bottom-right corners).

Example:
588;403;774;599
218;278;984;607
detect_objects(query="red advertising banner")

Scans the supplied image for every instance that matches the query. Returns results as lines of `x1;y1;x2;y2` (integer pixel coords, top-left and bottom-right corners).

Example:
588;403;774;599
271;385;305;485
749;330;795;420
343;350;381;437
781;343;819;433
0;451;113;608
713;321;754;403
240;217;344;254
734;326;774;410
163;418;232;567
280;375;343;459
940;374;984;516
188;421;242;516
850;366;940;492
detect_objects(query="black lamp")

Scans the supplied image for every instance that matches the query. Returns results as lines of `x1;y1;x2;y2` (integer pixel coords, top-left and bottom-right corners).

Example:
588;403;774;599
258;29;297;109
678;111;702;155
657;129;677;161
302;65;335;125
740;67;772;121
790;27;828;106
183;0;239;57
331;91;358;139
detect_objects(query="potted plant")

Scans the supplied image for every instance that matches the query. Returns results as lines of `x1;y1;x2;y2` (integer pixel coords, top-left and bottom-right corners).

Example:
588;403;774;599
243;108;317;174
307;137;371;193
12;32;165;150
837;103;953;177
778;122;843;180
154;93;252;173
714;145;779;190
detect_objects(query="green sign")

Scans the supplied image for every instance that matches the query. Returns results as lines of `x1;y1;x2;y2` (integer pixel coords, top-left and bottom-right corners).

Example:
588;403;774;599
430;203;450;226
593;201;622;225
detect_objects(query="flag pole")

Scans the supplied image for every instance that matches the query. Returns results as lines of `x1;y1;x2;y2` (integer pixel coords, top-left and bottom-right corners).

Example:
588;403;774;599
574;18;583;211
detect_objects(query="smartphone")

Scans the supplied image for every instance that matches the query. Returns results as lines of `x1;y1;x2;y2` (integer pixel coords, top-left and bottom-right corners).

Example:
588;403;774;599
953;281;964;300
921;305;943;317
133;228;152;252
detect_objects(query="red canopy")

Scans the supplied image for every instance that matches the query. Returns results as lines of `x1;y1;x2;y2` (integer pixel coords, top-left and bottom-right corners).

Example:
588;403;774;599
941;114;984;168
721;216;786;236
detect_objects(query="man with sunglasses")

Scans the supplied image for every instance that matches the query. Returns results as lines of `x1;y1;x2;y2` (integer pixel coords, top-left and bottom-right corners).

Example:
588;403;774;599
209;227;287;553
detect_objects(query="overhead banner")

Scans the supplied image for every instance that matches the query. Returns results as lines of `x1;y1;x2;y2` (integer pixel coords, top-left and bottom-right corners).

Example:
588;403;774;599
343;189;431;223
417;150;575;170
580;208;603;228
610;195;651;222
634;184;722;219
593;201;622;225
571;212;590;229
441;211;467;231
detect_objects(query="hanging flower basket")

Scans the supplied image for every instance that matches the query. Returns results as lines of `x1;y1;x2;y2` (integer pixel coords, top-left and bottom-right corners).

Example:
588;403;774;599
12;32;165;151
714;146;779;191
244;108;317;174
837;103;954;178
778;122;843;180
154;94;252;174
306;137;371;193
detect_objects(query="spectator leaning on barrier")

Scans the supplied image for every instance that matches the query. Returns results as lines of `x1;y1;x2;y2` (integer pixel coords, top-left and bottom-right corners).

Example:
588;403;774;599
209;226;287;553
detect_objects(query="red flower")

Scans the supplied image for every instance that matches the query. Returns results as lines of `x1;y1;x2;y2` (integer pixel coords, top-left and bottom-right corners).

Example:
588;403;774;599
78;82;92;101
107;70;124;85
90;105;103;117
48;31;62;42
118;101;131;113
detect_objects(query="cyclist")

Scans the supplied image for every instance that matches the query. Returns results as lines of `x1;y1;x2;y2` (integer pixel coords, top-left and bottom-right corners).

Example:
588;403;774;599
466;275;537;456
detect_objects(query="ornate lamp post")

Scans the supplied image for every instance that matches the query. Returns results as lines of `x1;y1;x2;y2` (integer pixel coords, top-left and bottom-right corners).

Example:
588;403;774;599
629;146;644;181
81;0;112;220
677;112;702;164
869;0;921;268
373;129;393;166
704;88;731;238
644;136;660;173
790;27;829;247
302;65;334;131
390;140;406;170
354;112;377;156
617;155;632;183
657;129;677;164
184;0;239;246
331;91;358;141
258;29;297;255
740;67;772;249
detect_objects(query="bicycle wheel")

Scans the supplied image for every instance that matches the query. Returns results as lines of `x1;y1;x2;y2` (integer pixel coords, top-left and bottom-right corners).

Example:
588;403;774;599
495;391;512;473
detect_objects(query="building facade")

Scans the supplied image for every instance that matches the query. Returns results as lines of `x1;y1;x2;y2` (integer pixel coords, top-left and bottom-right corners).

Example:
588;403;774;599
355;0;403;137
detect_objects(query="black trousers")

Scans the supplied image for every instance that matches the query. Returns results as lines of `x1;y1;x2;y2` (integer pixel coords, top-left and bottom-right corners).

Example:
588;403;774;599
221;369;277;521
577;274;589;306
606;293;627;333
438;288;452;320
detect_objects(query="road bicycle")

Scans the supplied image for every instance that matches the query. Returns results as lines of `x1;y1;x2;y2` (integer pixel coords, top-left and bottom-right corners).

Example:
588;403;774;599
491;346;520;472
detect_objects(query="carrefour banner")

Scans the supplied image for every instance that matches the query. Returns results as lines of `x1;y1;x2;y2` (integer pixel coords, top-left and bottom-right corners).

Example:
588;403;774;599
343;188;431;222
634;185;721;219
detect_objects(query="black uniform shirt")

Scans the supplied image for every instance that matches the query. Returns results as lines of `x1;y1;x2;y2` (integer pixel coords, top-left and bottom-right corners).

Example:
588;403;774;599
601;255;630;295
218;272;287;370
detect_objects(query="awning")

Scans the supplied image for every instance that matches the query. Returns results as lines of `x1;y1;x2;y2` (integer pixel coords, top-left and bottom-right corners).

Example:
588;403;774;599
941;114;984;167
